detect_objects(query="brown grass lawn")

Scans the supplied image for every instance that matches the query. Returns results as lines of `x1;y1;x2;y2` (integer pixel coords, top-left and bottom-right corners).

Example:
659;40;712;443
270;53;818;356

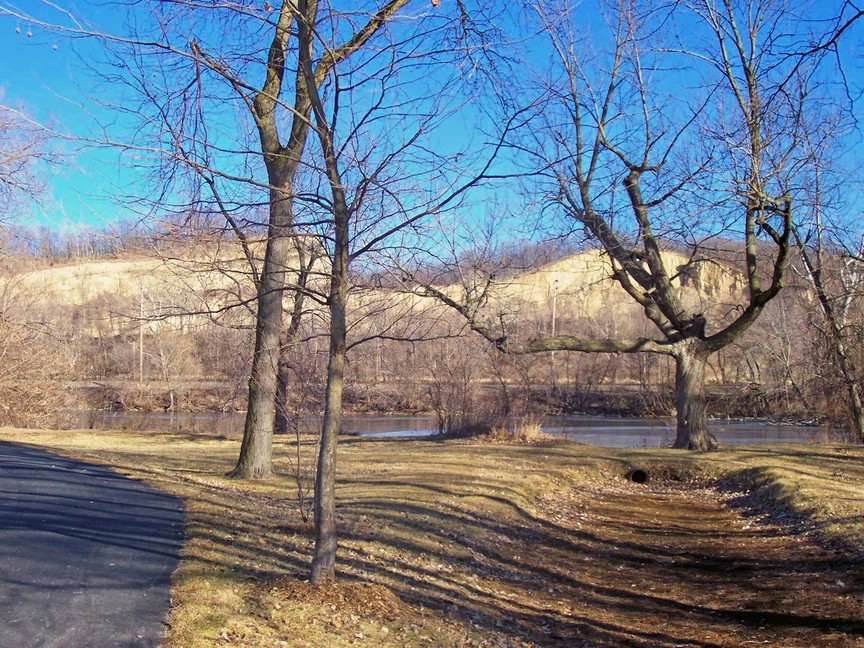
1;427;862;647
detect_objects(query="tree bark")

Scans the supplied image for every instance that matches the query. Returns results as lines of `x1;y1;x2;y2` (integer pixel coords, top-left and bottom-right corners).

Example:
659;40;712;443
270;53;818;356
310;253;348;585
673;344;717;450
833;337;864;443
227;2;309;479
847;378;864;444
291;0;414;581
229;190;294;479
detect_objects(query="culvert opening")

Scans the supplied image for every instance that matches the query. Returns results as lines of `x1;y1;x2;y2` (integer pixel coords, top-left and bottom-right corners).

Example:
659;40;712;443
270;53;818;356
627;468;649;484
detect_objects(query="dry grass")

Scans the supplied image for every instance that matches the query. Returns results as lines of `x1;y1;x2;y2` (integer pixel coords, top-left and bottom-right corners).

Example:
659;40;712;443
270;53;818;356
1;427;862;647
484;420;550;443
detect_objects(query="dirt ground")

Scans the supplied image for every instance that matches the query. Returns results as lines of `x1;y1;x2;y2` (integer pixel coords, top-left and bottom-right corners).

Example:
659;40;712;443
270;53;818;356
506;477;864;647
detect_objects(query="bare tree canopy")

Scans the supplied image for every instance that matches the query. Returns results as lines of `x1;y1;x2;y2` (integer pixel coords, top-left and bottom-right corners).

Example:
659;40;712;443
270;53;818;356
413;0;857;450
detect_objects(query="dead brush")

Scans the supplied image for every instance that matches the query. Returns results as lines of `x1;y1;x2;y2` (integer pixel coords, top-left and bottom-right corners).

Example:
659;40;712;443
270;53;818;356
484;419;550;443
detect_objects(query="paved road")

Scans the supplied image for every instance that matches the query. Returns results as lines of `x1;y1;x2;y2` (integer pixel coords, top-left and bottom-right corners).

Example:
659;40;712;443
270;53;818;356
0;442;185;648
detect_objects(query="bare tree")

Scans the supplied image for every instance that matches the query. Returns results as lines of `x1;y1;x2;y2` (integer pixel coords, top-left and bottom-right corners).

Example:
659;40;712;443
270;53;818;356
292;0;509;583
2;0;435;478
2;1;506;585
414;0;836;449
794;149;864;441
0;272;77;426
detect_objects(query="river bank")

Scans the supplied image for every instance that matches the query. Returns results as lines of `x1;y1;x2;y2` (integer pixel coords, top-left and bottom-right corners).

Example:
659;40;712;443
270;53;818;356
52;409;838;448
62;379;830;431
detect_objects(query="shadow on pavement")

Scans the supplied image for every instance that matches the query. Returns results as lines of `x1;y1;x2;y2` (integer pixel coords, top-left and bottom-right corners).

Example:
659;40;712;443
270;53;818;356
0;442;185;648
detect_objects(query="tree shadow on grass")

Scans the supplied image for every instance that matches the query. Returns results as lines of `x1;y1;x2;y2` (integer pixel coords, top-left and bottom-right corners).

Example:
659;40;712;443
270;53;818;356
102;439;864;648
329;473;864;647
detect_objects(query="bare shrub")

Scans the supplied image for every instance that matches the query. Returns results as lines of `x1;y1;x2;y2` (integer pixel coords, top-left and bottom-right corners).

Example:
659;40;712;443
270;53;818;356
484;418;550;443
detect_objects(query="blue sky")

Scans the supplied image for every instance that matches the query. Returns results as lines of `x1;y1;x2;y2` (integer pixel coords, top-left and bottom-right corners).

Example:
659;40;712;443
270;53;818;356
0;1;136;228
1;1;508;232
2;0;863;239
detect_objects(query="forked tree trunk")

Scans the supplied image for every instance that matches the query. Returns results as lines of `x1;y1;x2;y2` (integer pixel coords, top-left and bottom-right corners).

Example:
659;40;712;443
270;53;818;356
673;345;718;450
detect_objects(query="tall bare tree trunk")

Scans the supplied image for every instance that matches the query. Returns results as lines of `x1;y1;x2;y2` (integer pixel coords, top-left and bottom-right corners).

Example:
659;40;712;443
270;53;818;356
310;243;348;585
226;2;310;479
299;0;351;584
673;343;717;450
229;190;294;478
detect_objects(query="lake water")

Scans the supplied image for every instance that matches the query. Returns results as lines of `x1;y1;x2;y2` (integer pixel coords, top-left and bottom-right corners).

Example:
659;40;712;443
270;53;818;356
58;410;835;448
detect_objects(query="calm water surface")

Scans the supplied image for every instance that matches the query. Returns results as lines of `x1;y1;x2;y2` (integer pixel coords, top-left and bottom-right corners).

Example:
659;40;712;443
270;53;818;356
60;411;832;448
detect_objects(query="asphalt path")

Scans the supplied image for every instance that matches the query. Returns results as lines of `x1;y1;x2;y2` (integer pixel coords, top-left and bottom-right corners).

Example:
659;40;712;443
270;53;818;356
0;442;185;648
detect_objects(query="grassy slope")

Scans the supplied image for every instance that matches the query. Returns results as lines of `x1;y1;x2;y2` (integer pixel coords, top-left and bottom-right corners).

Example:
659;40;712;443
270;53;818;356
1;427;861;646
